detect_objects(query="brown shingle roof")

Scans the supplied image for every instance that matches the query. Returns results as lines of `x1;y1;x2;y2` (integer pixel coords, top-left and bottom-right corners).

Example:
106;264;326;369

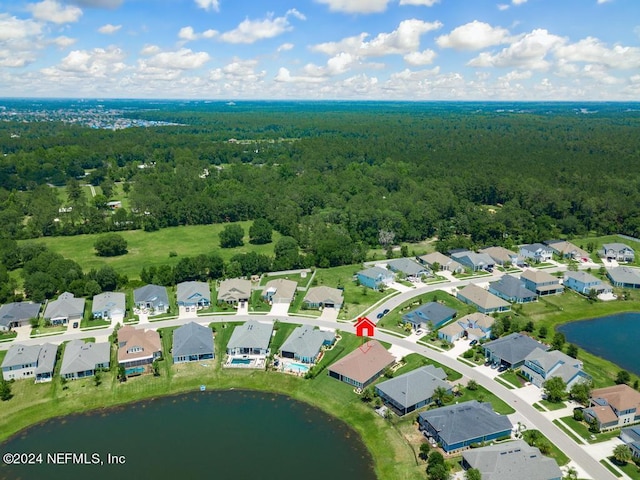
592;384;640;413
328;340;395;385
117;325;161;364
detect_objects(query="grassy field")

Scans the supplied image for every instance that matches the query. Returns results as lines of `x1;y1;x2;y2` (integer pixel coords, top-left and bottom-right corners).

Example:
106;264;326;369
18;222;281;280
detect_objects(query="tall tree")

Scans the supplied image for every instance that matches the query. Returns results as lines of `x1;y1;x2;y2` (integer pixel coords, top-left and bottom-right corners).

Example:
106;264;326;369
543;376;567;403
249;218;273;245
219;224;244;248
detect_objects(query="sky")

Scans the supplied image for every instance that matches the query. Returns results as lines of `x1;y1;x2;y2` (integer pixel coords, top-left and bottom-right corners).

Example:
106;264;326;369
1;0;639;100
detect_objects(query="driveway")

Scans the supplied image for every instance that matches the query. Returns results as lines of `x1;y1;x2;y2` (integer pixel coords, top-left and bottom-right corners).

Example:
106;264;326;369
319;307;339;322
388;282;413;293
268;302;290;316
237;301;249;315
14;325;31;341
178;306;198;320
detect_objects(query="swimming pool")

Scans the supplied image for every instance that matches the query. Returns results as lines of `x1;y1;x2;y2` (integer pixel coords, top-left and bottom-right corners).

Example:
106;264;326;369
230;358;252;365
284;362;309;374
125;366;145;375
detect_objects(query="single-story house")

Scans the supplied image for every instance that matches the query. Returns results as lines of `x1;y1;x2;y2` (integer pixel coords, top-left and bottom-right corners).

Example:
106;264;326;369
599;243;635;262
375;365;451;416
172;322;214;363
133;284;169;315
488;275;538;304
92;292;126;321
479;246;524;267
461;440;562;480
357;266;395;290
416;252;465;274
117;325;162;371
402;302;457;330
563;271;612;295
328;340;395;389
483;333;548;369
521;347;591;389
302;286;344;310
60;339;110;380
607;267;640;289
620;426;640;460
584;384;640;431
545;240;590;261
1;343;58;383
418;400;513;453
217;278;252;304
0;302;41;331
176;281;211;308
519;243;553;263
226;320;273;356
385;258;431;280
280;325;336;364
43;292;85;325
438;312;494;343
262;278;297;304
520;269;564;296
457;284;511;314
451;250;495;272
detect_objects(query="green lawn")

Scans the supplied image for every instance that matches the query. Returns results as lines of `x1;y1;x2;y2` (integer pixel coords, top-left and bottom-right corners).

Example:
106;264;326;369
18;222;282;280
498;370;524;388
573;234;640;267
559;416;625;443
609;458;640;479
522;430;570;466
539;399;567;411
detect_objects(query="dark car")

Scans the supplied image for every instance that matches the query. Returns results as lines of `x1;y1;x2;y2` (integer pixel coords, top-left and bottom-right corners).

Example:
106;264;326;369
72;321;79;328
497;364;508;372
376;312;384;319
382;309;390;315
470;339;478;346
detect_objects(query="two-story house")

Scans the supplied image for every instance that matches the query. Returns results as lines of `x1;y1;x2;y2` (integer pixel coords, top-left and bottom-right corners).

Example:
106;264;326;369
583;384;640;431
563;271;612;295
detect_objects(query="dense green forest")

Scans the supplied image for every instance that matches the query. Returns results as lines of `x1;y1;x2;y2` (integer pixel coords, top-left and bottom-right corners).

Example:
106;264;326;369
1;104;640;263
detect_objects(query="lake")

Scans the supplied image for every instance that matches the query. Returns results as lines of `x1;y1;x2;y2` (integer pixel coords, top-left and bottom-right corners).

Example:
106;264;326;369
557;312;640;377
0;390;376;480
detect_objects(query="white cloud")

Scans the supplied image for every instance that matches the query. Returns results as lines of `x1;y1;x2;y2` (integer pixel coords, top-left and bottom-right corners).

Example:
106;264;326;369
512;0;527;4
497;4;510;10
277;43;294;52
98;23;121;34
404;49;437;65
143;48;210;70
437;21;511;50
220;9;305;44
70;0;122;7
53;35;76;48
0;14;44;68
554;37;640;69
28;0;83;24
0;14;42;41
597;0;613;3
41;46;126;78
140;44;161;55
303;52;357;77
398;0;440;5
178;26;218;42
209;58;266;83
275;67;325;83
314;0;390;13
195;0;220;12
468;29;566;70
498;70;532;82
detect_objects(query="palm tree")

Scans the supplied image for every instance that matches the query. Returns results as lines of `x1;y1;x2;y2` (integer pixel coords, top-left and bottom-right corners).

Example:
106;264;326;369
613;444;632;465
432;386;449;406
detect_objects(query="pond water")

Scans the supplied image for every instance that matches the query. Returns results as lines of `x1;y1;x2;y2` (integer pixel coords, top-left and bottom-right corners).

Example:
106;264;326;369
0;390;376;480
557;312;640;377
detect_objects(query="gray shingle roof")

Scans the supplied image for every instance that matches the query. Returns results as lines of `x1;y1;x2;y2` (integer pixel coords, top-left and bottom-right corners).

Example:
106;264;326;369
133;284;169;308
1;343;58;374
303;286;344;306
227;320;273;351
602;243;634;253
0;302;41;328
376;365;449;411
419;400;512;447
44;292;85;320
177;281;211;304
402;302;457;327
92;292;126;316
217;278;252;302
358;266;393;279
520;243;551;254
489;275;537;301
458;284;510;310
563;270;601;284
172;322;214;358
386;258;429;276
418;252;464;272
280;325;335;361
484;333;548;366
451;251;495;268
60;339;110;376
520;269;559;285
607;266;640;285
479;246;519;265
263;278;297;302
462;440;562;480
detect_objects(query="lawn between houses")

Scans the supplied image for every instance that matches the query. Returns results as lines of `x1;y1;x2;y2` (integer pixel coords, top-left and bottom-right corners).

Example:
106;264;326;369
0;328;425;480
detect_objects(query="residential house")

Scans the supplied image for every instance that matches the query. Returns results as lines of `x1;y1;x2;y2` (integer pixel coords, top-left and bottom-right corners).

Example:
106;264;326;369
583;384;640;431
519;243;553;263
262;278;297;304
302;286;344;310
356;266;395;290
563;271;612;295
217;278;252;305
450;250;495;272
1;343;58;383
520;269;564;296
461;440;562;480
176;281;211;308
328;340;395;389
483;333;548;369
545;240;590;261
457;284;510;314
172;322;214;364
520;348;591;389
133;284;169;315
489;275;538;304
402;302;457;330
117;325;162;372
600;243;635;262
416;252;465;274
607;267;640;289
418;400;513;453
60;339;110;380
620;426;640;460
92;292;126;321
43;292;85;325
375;365;451;416
438;312;495;343
279;325;336;364
386;258;431;281
226;320;273;356
0;302;41;331
479;246;523;267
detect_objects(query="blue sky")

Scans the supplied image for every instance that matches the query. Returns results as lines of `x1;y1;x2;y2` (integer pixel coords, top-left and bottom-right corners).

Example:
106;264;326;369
1;0;638;99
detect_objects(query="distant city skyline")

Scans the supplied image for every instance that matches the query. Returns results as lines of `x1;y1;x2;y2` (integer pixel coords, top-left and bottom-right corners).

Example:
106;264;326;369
1;0;638;100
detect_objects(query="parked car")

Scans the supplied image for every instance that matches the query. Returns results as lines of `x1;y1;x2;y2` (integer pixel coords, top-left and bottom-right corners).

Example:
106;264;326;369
490;362;499;369
382;309;390;315
72;322;79;328
497;364;508;372
416;329;423;336
376;312;384;319
470;339;478;346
